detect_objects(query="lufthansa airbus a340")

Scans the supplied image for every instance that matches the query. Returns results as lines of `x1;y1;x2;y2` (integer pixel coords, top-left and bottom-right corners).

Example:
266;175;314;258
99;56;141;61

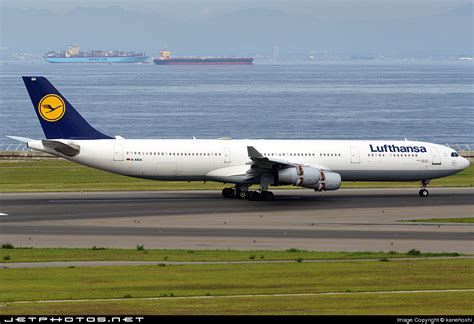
9;76;470;200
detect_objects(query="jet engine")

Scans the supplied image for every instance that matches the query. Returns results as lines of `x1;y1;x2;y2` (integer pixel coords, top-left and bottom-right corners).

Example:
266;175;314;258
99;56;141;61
278;166;341;191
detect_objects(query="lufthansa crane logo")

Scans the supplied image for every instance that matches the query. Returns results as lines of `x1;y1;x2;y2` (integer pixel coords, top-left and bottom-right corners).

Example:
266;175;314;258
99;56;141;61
38;94;66;122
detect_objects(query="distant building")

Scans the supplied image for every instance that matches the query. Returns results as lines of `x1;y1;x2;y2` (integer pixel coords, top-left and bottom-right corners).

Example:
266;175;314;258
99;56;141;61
272;46;279;59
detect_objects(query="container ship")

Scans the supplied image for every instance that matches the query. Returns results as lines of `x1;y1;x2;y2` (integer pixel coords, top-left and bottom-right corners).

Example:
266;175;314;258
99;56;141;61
153;51;253;65
44;44;149;63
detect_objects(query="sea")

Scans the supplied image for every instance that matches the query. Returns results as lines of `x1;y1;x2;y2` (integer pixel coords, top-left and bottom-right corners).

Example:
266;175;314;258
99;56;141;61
0;60;473;147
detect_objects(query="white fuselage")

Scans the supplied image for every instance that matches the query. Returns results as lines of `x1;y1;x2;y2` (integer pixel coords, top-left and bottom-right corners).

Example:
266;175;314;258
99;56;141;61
29;139;469;185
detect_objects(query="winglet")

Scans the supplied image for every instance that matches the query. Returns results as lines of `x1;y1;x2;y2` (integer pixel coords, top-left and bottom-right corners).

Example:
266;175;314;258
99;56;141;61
247;146;264;159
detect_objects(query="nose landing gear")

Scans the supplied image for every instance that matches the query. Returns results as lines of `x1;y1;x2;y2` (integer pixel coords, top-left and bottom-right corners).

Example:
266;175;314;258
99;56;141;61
419;180;430;197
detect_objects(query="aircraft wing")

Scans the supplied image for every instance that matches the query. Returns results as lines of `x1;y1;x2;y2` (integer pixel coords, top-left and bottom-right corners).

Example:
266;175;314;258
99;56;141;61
246;146;332;171
205;146;304;183
246;146;295;169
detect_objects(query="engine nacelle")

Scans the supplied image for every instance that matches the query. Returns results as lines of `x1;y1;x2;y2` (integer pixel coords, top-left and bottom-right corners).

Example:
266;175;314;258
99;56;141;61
278;166;341;191
317;170;342;191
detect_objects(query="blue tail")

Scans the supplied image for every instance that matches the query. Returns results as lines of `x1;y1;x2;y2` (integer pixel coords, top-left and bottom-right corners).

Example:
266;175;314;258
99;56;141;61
22;76;112;140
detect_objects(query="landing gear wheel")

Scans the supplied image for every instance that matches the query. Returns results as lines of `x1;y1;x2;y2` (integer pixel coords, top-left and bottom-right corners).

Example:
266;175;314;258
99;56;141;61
419;180;430;197
261;191;274;201
222;188;235;198
248;191;262;201
238;191;248;199
419;189;429;197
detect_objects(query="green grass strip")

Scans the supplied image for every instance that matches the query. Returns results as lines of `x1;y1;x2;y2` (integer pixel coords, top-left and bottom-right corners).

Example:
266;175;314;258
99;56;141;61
1;291;472;315
0;247;462;263
0;259;473;314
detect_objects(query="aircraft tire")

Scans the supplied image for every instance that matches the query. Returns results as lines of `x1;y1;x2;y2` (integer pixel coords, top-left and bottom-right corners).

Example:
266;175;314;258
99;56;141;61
222;188;235;198
248;191;262;201
419;189;429;197
238;191;248;199
261;191;274;201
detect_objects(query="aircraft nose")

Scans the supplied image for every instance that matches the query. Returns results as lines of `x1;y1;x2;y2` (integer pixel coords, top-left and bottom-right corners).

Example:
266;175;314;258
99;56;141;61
460;157;470;170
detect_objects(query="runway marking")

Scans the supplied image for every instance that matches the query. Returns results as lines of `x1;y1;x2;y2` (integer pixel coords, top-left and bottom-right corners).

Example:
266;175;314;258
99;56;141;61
3;289;474;305
0;213;8;216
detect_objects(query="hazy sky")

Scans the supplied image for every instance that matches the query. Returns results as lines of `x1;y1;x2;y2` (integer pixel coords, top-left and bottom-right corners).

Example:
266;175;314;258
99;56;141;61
1;0;473;57
4;0;470;18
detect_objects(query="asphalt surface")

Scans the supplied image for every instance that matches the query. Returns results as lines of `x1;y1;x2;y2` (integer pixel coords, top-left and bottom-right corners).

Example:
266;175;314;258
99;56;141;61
0;188;473;252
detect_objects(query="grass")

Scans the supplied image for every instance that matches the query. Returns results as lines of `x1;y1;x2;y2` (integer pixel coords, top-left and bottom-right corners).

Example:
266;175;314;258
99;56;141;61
0;160;226;192
0;247;462;263
0;160;472;192
403;218;474;223
0;258;473;314
1;292;472;315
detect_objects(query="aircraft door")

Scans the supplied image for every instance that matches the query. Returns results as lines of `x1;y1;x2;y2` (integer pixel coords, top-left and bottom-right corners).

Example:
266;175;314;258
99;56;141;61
350;146;361;164
431;146;441;165
113;144;124;161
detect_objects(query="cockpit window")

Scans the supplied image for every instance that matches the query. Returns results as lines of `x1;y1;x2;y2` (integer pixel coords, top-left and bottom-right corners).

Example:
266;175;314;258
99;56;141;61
451;152;459;157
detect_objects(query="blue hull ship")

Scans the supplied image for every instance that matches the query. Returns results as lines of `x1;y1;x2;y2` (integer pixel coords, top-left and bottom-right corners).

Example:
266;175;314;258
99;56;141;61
44;44;149;64
45;56;149;63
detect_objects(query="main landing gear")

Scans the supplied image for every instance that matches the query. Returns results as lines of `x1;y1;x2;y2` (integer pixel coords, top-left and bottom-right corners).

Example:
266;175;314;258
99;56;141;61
419;180;430;197
221;187;274;201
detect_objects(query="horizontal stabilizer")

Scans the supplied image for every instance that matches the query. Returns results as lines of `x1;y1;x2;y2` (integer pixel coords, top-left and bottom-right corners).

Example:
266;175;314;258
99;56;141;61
42;140;80;157
6;135;34;143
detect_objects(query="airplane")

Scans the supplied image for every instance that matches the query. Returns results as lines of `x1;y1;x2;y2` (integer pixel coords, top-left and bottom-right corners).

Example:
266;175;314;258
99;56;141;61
9;76;470;200
41;104;62;113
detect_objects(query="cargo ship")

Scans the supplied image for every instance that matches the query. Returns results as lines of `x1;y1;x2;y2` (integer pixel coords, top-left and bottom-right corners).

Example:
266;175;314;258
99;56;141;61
153;51;253;65
44;44;149;63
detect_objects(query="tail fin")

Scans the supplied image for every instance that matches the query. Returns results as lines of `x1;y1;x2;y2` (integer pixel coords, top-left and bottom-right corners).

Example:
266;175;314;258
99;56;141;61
22;76;112;140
